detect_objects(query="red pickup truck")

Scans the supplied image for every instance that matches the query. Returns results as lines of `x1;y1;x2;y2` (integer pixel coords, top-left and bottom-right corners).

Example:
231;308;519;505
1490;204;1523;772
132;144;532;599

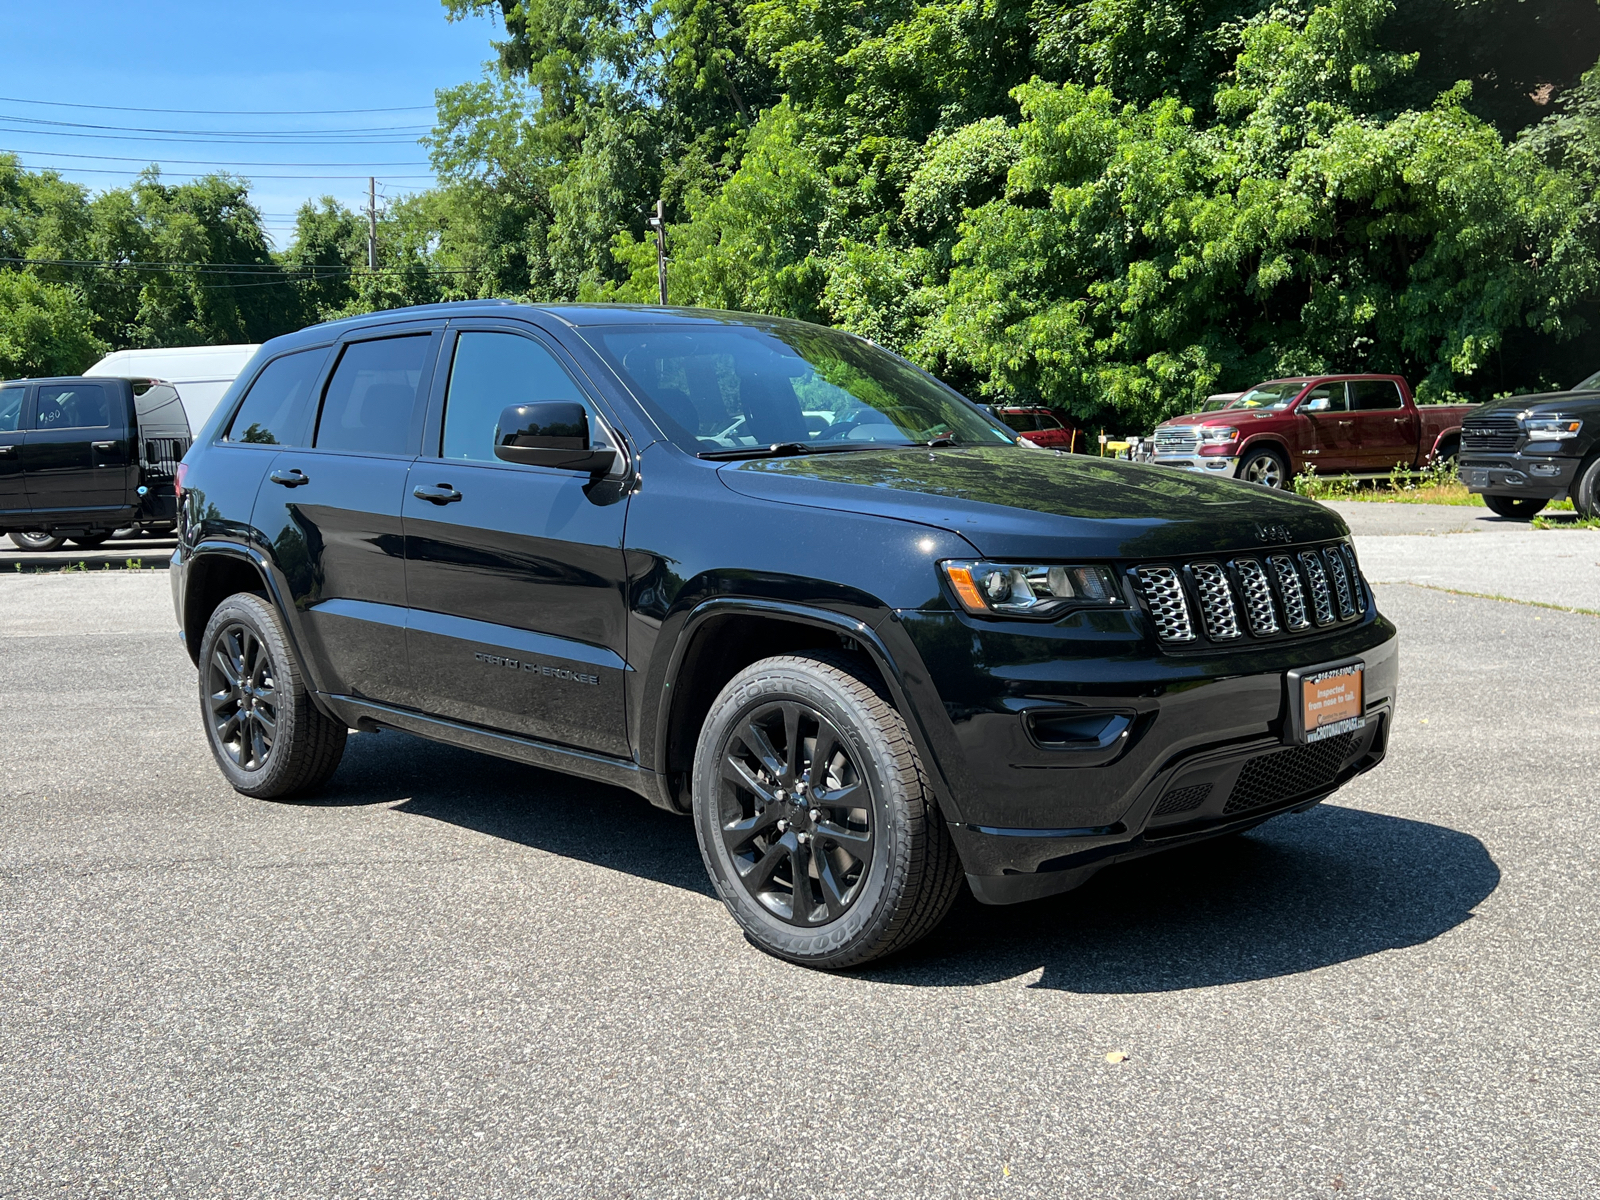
1149;375;1475;489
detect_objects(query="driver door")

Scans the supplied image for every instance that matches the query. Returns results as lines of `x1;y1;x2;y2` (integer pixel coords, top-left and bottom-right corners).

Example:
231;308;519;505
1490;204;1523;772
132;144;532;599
1298;382;1359;473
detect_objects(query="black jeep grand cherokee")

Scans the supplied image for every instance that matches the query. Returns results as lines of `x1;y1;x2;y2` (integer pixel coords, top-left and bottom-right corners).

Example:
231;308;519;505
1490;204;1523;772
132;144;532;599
172;302;1397;967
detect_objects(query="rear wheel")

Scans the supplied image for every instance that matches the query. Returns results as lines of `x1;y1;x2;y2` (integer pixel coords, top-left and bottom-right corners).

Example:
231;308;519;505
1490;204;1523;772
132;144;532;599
1483;495;1547;519
1237;446;1291;489
198;593;347;799
9;531;65;552
693;651;964;969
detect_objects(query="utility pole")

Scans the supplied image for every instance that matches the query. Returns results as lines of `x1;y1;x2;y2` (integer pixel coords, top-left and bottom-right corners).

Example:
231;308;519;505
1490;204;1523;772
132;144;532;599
367;177;377;272
646;198;668;305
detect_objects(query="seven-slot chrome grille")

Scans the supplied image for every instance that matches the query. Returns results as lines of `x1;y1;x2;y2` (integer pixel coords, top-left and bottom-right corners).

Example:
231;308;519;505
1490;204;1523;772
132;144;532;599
1134;541;1367;648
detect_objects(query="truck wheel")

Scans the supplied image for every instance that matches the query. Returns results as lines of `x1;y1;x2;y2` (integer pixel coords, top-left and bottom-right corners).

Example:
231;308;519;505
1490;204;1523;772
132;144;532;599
1237;446;1291;489
70;532;112;549
692;651;964;969
9;531;65;552
1573;456;1600;519
198;593;347;799
1483;495;1547;519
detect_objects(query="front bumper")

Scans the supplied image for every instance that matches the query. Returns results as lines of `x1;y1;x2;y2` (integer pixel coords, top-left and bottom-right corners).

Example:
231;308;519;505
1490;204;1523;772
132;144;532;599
1152;453;1239;475
895;605;1399;905
1460;453;1578;499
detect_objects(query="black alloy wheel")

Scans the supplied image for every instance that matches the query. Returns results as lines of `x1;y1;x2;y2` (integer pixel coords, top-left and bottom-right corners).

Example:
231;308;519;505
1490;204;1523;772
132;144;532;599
718;699;875;926
9;531;65;552
693;652;964;969
1237;446;1290;489
197;593;347;799
1573;455;1600;519
206;622;279;772
1483;494;1548;519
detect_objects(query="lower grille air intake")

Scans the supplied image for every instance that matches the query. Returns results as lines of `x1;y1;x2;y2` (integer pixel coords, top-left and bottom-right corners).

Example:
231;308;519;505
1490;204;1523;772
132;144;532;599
1153;782;1212;816
1222;733;1357;815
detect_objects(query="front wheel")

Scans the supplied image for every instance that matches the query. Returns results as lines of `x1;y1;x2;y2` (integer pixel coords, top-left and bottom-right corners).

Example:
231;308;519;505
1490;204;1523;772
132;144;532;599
1572;456;1600;520
1237;446;1291;489
1483;494;1547;520
692;651;964;969
9;531;65;552
198;593;347;799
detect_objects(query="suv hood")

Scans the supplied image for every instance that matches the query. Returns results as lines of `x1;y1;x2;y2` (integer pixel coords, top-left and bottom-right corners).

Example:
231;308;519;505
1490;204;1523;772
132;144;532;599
717;446;1345;559
1472;391;1600;416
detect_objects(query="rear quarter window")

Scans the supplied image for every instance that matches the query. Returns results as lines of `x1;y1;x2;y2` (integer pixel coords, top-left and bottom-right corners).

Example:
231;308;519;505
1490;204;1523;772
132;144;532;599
224;348;329;446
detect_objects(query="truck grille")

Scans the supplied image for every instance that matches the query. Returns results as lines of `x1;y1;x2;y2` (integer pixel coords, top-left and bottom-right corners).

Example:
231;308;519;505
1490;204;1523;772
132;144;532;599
1461;409;1519;453
1134;541;1367;648
1153;428;1199;455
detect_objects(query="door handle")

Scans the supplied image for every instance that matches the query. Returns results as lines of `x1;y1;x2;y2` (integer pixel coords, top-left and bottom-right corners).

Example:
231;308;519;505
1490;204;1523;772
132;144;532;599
0;445;14;456
92;440;116;451
413;484;463;504
1336;420;1353;426
269;468;310;487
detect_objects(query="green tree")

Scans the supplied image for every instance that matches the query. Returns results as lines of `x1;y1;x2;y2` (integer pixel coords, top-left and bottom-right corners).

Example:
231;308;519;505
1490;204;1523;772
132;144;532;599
0;270;105;377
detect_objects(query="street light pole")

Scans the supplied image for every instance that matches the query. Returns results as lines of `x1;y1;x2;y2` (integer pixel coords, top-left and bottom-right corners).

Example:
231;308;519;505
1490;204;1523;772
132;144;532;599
646;199;668;305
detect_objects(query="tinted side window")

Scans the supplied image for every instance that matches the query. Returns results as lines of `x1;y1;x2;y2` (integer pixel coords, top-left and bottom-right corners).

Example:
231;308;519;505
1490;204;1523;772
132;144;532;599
1038;412;1065;430
225;349;328;446
998;412;1036;433
0;387;23;433
440;331;587;463
315;335;432;456
1351;380;1403;410
1302;382;1348;412
34;383;116;431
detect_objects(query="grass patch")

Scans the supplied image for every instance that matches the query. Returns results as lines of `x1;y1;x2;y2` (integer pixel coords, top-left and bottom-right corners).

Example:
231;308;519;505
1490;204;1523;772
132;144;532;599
1532;512;1600;530
1294;460;1579;511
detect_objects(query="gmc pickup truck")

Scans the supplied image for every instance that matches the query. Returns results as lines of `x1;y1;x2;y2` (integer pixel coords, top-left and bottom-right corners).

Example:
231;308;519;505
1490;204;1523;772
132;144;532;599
1150;375;1475;489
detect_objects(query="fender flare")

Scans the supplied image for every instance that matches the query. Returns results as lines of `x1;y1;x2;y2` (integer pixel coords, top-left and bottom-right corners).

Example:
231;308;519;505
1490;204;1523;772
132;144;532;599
653;596;965;823
184;538;340;722
1234;436;1294;477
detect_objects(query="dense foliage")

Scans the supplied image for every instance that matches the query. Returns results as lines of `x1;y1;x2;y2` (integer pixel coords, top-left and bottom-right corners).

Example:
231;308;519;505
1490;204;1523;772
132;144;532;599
2;0;1597;430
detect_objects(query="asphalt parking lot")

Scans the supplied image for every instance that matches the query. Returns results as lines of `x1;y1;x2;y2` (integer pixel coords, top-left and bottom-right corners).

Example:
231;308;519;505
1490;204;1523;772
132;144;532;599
2;512;1597;1197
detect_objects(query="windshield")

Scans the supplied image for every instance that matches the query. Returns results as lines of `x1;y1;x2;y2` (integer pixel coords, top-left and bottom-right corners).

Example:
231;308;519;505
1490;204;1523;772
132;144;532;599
1572;369;1600;392
1224;382;1305;411
584;321;1016;454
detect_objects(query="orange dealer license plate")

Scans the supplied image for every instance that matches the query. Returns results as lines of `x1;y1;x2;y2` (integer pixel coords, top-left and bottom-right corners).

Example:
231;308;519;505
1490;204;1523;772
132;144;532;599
1286;661;1366;744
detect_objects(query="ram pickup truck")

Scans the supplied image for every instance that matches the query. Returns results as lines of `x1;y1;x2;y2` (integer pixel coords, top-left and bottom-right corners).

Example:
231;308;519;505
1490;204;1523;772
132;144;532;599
1150;375;1475;489
1459;368;1600;518
0;375;192;549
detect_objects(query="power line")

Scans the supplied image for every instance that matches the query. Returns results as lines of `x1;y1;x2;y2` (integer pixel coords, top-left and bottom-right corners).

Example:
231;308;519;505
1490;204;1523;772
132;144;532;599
0;126;423;146
6;165;435;180
10;149;432;168
0;95;435;116
1;254;475;276
0;112;432;136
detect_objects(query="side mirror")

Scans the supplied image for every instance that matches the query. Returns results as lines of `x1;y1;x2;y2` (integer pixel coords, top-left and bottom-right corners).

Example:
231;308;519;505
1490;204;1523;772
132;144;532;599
1303;397;1331;413
494;402;617;473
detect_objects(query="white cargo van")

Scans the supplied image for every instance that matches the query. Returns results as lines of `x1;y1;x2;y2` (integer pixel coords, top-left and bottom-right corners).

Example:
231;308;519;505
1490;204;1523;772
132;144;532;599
85;344;259;430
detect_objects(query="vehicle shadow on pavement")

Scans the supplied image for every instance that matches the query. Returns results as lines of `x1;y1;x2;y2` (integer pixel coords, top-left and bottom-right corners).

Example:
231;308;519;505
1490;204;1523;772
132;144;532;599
871;804;1500;992
319;730;716;897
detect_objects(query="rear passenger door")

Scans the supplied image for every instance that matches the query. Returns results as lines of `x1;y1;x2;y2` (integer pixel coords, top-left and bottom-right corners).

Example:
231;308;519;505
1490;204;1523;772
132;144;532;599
21;381;134;517
251;326;441;705
0;385;27;522
1350;379;1415;470
402;323;632;756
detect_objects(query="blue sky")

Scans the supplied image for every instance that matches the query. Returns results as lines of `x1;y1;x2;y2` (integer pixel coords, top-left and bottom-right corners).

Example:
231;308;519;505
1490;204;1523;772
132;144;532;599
0;0;499;248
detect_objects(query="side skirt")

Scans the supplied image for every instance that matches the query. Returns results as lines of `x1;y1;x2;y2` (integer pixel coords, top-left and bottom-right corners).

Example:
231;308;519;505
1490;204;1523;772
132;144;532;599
323;694;660;802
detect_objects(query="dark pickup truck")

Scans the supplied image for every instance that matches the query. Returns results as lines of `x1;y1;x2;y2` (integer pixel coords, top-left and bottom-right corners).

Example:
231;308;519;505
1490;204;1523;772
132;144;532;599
1459;370;1600;518
0;375;191;550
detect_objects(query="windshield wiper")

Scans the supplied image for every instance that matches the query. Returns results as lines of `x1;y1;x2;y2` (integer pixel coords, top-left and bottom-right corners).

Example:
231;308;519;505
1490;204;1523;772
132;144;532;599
697;442;898;461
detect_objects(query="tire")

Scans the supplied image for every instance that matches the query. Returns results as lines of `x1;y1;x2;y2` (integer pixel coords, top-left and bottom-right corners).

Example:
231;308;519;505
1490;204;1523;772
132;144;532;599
1572;455;1600;520
70;532;112;549
1483;494;1547;519
692;651;965;969
9;531;65;552
1237;445;1291;489
197;593;347;799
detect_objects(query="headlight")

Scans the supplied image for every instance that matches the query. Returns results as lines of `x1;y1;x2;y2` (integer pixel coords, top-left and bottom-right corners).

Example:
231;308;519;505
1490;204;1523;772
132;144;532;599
940;561;1126;619
1198;426;1239;443
1521;416;1582;441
